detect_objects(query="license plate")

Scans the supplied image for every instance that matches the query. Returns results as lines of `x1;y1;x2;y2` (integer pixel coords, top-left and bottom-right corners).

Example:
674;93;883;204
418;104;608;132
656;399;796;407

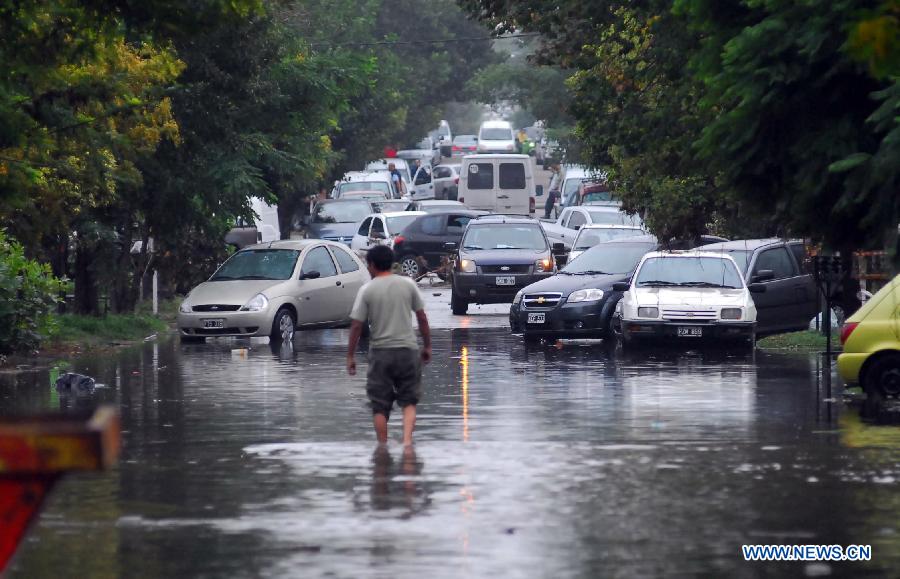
527;313;546;324
202;319;225;329
495;276;516;286
677;326;702;337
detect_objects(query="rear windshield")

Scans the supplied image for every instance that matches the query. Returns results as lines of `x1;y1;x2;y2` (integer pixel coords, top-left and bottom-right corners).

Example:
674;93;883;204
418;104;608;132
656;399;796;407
481;128;513;140
314;202;371;223
455;135;477;144
463;224;547;250
339;181;390;195
467;162;494;189
588;209;643;227
564;243;654;274
574;228;645;250
499;163;526;189
635;256;743;289
211;249;299;281
386;215;419;235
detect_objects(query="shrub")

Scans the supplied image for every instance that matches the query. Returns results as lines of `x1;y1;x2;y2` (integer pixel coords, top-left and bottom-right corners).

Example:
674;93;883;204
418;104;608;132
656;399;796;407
0;229;69;353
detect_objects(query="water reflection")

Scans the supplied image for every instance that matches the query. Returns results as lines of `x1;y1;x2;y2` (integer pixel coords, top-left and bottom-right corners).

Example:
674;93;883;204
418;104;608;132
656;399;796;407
370;445;429;518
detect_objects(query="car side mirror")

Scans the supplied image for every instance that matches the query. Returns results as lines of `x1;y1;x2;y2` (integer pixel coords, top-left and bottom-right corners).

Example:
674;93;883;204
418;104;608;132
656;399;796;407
751;269;774;283
536;185;544;197
552;242;566;253
300;271;321;280
612;281;630;292
748;283;767;294
444;241;458;251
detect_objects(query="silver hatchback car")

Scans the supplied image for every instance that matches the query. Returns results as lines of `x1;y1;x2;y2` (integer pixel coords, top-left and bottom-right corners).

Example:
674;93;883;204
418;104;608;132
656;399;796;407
177;240;370;342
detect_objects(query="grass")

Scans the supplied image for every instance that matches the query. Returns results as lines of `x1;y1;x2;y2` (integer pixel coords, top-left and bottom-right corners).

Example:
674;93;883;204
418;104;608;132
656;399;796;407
52;313;168;346
757;330;839;351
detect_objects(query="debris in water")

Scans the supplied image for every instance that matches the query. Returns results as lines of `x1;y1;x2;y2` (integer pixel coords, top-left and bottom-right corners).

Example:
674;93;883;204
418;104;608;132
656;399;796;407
232;348;249;359
55;372;96;393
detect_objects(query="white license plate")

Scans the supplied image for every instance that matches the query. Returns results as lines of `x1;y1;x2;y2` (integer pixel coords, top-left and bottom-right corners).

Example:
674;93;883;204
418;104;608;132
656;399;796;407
677;326;702;337
527;313;546;324
202;319;225;329
495;276;516;286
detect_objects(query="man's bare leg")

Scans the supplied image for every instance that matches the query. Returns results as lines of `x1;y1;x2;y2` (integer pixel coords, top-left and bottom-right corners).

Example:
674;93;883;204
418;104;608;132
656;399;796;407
373;413;388;444
402;405;416;446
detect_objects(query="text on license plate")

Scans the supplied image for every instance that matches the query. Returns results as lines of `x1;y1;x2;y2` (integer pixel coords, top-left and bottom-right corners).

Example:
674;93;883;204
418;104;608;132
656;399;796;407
202;319;225;329
495;276;516;286
677;326;702;337
527;313;546;324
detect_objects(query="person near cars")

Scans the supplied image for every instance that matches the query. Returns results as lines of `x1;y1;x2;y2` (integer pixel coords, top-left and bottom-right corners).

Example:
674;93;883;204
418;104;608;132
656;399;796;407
387;162;406;198
347;245;432;446
516;128;528;153
544;187;560;219
413;159;431;183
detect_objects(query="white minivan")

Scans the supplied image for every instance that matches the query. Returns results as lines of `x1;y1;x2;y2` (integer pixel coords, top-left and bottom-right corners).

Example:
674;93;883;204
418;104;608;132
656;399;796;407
458;154;538;215
477;120;516;154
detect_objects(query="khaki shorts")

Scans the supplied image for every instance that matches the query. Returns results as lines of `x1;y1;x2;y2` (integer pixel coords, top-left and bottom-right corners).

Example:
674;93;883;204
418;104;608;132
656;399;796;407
366;348;422;417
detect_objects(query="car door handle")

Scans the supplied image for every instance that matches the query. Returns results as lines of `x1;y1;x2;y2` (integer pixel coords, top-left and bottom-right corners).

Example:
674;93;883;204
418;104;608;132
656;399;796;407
336;280;342;286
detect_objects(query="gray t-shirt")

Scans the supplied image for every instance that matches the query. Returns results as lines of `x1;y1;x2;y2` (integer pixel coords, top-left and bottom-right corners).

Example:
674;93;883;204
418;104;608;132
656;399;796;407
350;274;424;350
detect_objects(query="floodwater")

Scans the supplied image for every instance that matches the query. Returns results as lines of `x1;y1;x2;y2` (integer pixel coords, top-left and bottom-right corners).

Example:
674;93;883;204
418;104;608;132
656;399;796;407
3;295;899;578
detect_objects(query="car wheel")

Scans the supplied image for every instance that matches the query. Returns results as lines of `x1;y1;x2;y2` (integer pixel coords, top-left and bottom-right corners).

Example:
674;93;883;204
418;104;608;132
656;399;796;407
270;307;296;343
180;335;206;343
865;354;900;398
451;293;468;315
398;254;421;278
523;332;541;344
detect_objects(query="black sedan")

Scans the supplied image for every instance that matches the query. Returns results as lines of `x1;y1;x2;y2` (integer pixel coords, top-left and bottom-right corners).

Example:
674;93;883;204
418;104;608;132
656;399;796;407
391;210;487;278
510;240;657;341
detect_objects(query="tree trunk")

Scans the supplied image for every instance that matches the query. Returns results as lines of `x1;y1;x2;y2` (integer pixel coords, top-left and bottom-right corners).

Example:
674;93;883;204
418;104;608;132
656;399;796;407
73;243;100;316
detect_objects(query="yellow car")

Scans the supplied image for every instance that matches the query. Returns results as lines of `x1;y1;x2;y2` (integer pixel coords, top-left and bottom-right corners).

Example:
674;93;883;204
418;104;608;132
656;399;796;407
837;274;900;397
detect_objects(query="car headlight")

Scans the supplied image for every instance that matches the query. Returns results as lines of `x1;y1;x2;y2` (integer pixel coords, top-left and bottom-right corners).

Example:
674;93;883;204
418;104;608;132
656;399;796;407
240;293;269;312
179;301;192;313
460;259;476;273
637;306;659;318
535;258;553;273
568;289;605;303
721;307;743;320
513;290;524;305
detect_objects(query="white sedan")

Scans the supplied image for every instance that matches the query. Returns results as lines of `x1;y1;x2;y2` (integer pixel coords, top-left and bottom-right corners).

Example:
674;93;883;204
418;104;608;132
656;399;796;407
614;251;766;348
177;240;369;343
350;211;425;258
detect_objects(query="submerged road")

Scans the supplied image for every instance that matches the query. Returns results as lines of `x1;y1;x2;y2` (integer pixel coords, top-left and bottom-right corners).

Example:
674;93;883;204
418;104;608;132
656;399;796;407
3;289;899;577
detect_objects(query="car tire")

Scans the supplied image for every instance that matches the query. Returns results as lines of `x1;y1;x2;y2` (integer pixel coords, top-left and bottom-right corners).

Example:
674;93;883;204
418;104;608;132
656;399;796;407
270;307;296;343
398;254;421;278
180;335;206;343
523;332;541;344
451;293;468;315
865;354;900;398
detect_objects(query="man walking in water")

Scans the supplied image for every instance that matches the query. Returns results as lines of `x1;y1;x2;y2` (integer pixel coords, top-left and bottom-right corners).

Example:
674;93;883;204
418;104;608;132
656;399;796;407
347;245;431;445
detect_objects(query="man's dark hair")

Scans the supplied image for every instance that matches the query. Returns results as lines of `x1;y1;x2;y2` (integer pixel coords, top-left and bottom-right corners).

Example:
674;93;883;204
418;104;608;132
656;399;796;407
366;245;394;272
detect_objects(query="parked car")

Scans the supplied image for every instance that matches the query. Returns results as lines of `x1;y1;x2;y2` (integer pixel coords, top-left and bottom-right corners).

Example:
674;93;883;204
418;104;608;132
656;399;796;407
477;120;516;154
699;239;818;336
305;199;374;246
350;211;425;258
451;135;478;156
838;274;900;398
225;197;280;250
392;209;488;278
406;200;467;213
615;251;765;348
459;154;538;215
541;206;644;248
577;182;618;206
333;171;396;199
432;164;461;200
177;240;369;342
447;215;558;315
567;224;646;262
398;140;439;167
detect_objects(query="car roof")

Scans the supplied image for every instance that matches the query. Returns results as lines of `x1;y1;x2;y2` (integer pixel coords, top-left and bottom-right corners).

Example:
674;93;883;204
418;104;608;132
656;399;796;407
417;200;465;205
481;120;512;128
605;233;658;244
342;171;389;181
367;158;409;168
367;211;427;218
696;238;799;251
642;250;739;260
471;214;538;224
243;240;326;251
317;199;372;205
462;153;530;160
578;224;645;230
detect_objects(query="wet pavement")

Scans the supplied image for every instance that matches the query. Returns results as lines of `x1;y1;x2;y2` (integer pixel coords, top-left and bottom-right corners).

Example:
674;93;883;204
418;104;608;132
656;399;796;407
3;291;900;578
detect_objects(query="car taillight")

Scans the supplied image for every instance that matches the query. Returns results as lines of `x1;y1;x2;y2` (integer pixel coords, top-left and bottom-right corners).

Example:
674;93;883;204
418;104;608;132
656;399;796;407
529;197;535;213
452;146;460;151
393;235;405;247
840;322;859;345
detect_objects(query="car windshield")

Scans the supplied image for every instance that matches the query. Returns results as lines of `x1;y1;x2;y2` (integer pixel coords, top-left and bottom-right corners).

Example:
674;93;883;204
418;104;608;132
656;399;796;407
635;256;744;288
563;178;585;196
340;181;390;195
386;215;419;234
372;200;409;212
463;225;547;250
481;128;513;140
563;243;654;275
588;209;643;227
582;191;616;204
574;228;645;250
210;249;299;281
314;202;371;223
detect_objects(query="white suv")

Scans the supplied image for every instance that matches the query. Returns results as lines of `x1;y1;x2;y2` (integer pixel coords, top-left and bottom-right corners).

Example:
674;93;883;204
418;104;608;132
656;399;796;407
614;251;766;348
477;120;516;154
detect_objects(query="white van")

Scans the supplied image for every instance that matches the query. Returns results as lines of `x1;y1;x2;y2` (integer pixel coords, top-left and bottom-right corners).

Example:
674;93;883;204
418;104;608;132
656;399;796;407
477;120;516;154
224;197;281;249
458;154;537;215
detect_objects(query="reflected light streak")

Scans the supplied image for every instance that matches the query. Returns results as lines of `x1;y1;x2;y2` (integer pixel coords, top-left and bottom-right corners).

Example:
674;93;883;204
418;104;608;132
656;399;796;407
461;346;469;442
